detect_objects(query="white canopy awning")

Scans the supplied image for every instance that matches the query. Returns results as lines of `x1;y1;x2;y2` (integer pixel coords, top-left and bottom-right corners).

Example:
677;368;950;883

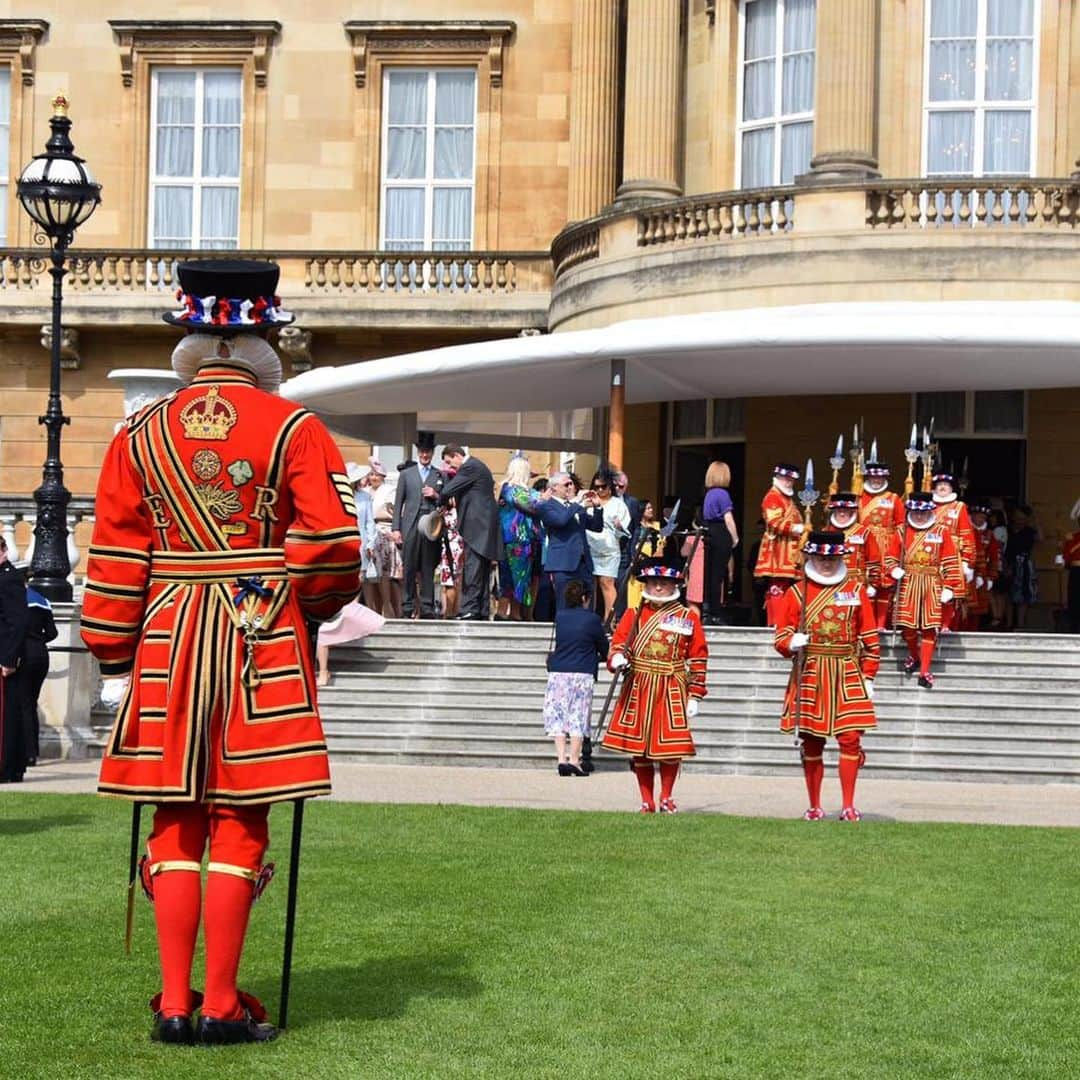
281;301;1080;432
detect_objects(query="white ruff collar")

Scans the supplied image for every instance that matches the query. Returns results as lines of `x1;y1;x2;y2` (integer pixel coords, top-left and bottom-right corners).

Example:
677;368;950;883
829;514;857;530
932;492;957;505
908;514;934;530
864;481;887;495
806;563;847;586
643;592;680;606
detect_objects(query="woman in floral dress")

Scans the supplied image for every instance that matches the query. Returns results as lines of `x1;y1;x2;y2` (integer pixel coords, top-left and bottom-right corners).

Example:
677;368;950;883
496;453;542;620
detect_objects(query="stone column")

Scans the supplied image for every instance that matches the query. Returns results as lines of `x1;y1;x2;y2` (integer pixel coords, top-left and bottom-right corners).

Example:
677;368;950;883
805;0;880;182
568;0;620;220
615;0;682;203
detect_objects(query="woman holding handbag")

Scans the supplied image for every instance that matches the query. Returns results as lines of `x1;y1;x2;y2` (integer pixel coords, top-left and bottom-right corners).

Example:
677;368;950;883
542;579;608;776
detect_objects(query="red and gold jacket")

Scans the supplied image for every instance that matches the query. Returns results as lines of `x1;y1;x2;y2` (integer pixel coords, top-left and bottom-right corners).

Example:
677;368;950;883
839;521;896;591
774;578;878;736
754;485;802;580
1062;532;1080;568
859;489;905;555
82;363;362;805
933;497;976;566
894;523;964;630
969;525;1001;615
601;601;707;760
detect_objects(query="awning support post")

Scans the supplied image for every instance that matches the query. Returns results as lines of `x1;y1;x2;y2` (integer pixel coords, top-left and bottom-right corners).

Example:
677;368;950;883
608;357;625;468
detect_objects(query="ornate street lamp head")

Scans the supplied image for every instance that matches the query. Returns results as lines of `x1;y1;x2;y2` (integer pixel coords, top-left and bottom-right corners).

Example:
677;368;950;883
17;93;101;246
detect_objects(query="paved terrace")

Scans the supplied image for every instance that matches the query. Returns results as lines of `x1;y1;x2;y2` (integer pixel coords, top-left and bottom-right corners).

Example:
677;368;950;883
5;760;1080;828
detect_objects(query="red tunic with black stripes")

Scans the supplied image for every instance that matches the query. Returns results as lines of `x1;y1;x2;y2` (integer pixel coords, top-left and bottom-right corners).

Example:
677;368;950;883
753;487;802;580
81;363;362;805
894;523;965;630
601;601;707;760
774;579;879;736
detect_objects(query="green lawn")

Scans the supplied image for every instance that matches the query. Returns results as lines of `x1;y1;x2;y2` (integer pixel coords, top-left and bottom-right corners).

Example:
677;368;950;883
1;794;1078;1079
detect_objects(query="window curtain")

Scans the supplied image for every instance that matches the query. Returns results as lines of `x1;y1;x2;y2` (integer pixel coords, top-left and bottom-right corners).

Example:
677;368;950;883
985;0;1034;102
434;71;475;181
780;121;812;184
743;0;776;121
983;111;1030;173
927;110;974;174
741;128;774;188
155;72;196;178
386;72;427;180
781;0;815;115
202;71;241;178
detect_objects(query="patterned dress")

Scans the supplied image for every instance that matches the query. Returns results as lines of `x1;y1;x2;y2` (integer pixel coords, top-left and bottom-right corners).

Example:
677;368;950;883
774;579;879;736
498;482;542;605
601;601;708;760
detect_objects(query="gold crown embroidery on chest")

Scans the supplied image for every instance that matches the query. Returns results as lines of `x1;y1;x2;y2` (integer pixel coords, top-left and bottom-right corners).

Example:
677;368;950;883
179;385;238;441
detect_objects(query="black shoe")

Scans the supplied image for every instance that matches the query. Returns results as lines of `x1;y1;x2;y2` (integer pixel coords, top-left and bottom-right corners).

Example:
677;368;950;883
557;763;574;776
918;674;935;689
196;1014;278;1045
455;612;475;621
151;1014;195;1046
567;763;588;777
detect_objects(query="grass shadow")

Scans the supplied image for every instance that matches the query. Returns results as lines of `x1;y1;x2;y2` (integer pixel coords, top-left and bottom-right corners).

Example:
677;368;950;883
278;952;483;1026
0;813;92;835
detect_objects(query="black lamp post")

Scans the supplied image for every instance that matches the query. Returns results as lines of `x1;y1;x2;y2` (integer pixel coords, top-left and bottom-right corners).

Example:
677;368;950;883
16;94;101;603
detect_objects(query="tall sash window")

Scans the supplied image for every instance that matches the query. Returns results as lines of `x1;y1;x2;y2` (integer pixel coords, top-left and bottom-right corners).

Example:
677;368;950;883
924;0;1038;176
149;68;242;249
737;0;816;189
381;68;477;251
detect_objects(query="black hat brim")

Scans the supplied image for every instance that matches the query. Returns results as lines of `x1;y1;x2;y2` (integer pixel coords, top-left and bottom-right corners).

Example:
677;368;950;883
162;313;294;334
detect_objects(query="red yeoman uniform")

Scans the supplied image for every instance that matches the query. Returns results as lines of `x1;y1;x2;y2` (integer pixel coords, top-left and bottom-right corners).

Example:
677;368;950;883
774;530;879;821
858;475;905;628
894;496;964;686
754;464;803;626
965;503;1000;629
602;562;708;813
931;474;975;630
82;260;361;1045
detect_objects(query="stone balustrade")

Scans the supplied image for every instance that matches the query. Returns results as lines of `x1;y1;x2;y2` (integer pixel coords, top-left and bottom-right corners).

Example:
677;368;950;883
637;189;796;247
865;179;1080;230
0;248;552;297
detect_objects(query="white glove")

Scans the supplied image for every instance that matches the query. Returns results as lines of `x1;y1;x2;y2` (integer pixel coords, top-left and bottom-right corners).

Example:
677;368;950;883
789;632;809;650
686;698;699;719
890;566;905;581
100;677;130;709
940;588;954;604
866;585;877;599
610;653;629;671
1055;554;1065;567
864;679;875;700
963;563;975;583
791;523;804;536
976;576;985;589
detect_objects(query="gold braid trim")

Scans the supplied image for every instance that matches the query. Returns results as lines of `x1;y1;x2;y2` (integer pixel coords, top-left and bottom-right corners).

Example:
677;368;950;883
207;862;258;881
149;860;201;876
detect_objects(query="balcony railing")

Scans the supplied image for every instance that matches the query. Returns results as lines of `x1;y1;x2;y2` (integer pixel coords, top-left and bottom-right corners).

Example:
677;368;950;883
865;179;1080;230
0;248;553;296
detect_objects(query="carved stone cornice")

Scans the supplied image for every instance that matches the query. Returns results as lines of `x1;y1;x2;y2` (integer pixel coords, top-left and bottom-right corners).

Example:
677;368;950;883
0;20;48;86
344;20;515;89
108;20;282;88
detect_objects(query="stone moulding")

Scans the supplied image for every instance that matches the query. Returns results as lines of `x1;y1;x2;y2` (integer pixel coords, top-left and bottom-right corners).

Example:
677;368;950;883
344;20;516;89
0;20;48;86
108;20;282;88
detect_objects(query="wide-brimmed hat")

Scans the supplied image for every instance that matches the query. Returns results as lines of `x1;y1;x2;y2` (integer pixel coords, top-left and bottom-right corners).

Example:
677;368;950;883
345;461;370;486
163;259;295;334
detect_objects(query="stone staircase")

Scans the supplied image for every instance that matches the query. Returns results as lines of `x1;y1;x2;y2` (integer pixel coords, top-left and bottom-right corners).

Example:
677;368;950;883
315;621;1080;784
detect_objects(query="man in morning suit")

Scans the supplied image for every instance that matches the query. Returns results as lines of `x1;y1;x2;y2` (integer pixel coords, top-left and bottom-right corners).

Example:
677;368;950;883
393;430;444;619
426;445;503;620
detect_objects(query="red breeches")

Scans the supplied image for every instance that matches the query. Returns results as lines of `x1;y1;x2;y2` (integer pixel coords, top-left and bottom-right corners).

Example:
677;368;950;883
146;802;270;1020
871;594;893;630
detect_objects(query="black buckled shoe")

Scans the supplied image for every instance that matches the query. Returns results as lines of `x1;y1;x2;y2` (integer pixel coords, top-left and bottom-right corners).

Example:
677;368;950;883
197;991;278;1045
149;991;200;1046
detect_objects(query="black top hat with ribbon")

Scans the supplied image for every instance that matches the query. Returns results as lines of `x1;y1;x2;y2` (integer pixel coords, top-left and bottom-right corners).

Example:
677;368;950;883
773;463;800;480
906;494;936;512
416;430;437;452
163;259;295;334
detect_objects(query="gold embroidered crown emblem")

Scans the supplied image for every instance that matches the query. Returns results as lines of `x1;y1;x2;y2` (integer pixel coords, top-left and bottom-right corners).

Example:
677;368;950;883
180;385;237;441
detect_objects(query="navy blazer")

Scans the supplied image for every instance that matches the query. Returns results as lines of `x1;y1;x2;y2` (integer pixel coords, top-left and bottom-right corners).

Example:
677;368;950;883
534;498;603;573
547;606;608;677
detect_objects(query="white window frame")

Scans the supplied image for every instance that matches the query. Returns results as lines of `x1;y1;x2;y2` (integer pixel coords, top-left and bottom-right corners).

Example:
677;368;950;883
0;66;10;246
734;0;815;189
147;66;243;249
379;67;477;251
922;0;1040;178
912;390;1028;440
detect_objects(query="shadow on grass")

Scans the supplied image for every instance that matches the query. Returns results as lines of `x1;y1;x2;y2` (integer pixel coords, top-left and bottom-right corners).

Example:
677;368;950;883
279;952;483;1026
0;813;92;835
